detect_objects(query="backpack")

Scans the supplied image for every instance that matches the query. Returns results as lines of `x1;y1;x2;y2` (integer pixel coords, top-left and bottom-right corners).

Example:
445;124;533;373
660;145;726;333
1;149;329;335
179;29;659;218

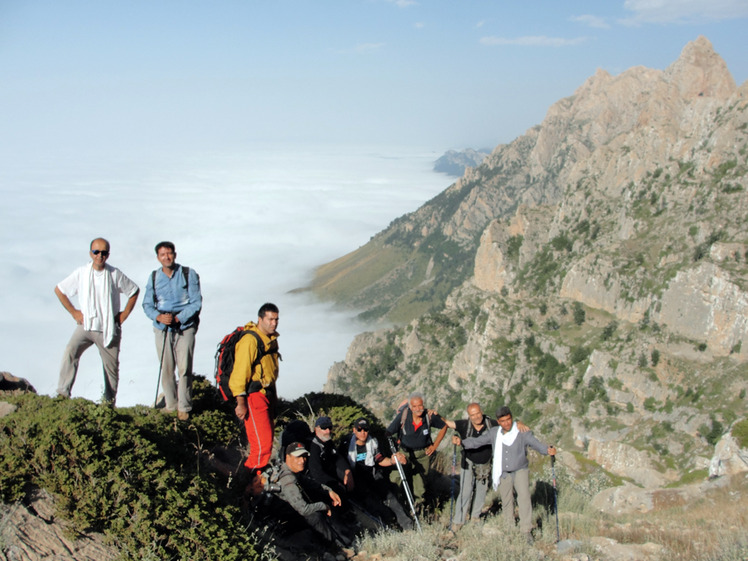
214;326;277;402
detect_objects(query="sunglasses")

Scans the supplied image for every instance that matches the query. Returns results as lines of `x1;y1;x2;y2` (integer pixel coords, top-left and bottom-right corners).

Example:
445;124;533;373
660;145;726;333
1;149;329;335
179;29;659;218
91;250;110;256
355;426;369;432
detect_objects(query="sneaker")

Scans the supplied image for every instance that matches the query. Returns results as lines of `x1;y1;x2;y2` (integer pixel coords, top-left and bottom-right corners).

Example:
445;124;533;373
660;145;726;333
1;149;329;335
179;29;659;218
177;411;190;421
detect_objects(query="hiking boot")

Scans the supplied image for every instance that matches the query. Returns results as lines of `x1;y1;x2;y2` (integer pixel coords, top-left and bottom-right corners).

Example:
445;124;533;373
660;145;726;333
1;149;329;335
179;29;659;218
177;410;190;421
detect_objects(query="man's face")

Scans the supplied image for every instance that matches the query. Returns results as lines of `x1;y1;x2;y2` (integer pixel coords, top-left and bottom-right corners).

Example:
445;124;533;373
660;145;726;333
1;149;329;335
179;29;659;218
286;453;308;473
257;311;279;336
90;239;110;271
315;425;332;442
497;414;513;432
353;425;369;444
157;247;176;270
467;405;484;427
409;397;425;419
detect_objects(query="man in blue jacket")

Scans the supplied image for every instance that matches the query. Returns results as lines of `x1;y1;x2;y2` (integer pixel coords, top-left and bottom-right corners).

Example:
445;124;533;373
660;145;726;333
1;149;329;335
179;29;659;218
457;406;556;542
143;241;202;420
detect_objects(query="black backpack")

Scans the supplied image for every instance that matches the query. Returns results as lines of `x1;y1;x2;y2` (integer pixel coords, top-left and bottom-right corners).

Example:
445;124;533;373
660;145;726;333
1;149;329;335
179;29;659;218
214;327;278;402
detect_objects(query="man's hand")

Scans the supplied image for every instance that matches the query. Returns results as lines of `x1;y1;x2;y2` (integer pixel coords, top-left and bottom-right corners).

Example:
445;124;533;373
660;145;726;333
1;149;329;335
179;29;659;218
156;312;174;325
452;435;462;446
71;310;84;324
234;396;248;420
548;445;557;456
517;421;530;433
328;490;342;507
425;444;436;456
394;452;407;465
343;469;355;492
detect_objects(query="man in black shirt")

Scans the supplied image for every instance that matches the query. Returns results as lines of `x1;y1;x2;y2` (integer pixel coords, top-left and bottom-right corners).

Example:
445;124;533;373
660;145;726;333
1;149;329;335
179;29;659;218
307;416;354;499
450;403;494;525
340;417;413;530
386;392;448;511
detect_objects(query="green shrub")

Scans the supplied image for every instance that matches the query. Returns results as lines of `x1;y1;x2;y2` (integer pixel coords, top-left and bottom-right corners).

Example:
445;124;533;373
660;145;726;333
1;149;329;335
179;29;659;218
0;391;261;561
731;418;748;448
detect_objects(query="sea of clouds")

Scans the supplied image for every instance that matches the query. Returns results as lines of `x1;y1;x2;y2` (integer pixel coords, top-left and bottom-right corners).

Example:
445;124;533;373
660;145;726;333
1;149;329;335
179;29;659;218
0;144;450;406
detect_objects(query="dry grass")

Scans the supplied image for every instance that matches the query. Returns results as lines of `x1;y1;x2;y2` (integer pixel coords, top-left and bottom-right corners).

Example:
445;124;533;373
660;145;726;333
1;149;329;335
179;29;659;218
351;473;748;561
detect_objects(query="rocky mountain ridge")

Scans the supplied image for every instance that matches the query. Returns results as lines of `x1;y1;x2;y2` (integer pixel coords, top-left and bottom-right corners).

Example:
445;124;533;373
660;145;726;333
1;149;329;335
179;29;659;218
321;36;748;488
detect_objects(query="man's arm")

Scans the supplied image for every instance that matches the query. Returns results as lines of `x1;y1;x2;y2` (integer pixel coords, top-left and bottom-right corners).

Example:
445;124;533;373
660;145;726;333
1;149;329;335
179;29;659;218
142;273;159;321
117;290;140;325
460;427;496;449
231;335;258;420
55;286;83;324
278;472;328;517
176;267;203;324
427;425;448;456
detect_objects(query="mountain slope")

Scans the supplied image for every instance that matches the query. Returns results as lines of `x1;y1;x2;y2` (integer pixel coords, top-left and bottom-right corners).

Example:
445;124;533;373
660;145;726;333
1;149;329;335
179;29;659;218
322;36;748;486
309;36;744;325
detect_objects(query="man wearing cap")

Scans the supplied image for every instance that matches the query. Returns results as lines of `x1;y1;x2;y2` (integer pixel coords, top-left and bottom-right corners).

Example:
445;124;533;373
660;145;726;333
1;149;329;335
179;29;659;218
341;417;413;530
54;237;139;404
308;416;354;498
276;442;352;547
456;406;556;542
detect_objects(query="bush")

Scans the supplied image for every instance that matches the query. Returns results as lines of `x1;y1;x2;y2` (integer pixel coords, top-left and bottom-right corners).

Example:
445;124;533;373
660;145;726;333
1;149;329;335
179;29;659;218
0;391;261;561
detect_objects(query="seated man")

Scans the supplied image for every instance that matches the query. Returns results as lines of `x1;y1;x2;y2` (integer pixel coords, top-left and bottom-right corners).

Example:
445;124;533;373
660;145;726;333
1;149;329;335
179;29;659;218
274;442;353;548
340;417;414;531
307;416;354;499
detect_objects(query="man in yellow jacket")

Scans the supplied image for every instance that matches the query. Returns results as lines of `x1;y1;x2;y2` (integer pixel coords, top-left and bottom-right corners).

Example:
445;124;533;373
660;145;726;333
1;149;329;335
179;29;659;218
229;302;280;471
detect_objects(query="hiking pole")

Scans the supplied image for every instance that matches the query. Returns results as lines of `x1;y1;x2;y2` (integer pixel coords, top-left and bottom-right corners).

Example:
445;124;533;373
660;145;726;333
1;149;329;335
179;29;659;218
551;454;560;543
449;441;457;531
386;435;422;532
154;326;168;408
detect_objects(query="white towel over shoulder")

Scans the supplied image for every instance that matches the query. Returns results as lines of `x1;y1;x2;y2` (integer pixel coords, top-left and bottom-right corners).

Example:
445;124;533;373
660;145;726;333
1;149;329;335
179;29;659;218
492;422;519;490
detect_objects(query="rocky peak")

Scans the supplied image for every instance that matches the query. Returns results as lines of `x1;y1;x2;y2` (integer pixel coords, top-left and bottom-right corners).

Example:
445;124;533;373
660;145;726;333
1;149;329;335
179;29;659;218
665;35;737;98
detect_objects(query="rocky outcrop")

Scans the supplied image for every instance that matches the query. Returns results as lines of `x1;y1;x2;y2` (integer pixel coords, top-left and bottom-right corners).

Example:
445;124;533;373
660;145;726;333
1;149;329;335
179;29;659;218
709;427;748;477
0;489;117;561
0;371;36;395
433;148;490;177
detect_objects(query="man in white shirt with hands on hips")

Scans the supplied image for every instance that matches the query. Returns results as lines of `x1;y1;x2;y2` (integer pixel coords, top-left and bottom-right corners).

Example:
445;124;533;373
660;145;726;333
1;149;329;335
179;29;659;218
54;237;139;405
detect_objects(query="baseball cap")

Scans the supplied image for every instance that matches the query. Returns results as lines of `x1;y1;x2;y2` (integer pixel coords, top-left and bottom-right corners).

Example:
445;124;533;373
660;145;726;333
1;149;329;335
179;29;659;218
286;442;309;457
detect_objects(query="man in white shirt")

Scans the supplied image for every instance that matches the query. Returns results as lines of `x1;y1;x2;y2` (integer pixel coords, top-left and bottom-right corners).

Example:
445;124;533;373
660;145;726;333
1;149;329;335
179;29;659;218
55;237;139;404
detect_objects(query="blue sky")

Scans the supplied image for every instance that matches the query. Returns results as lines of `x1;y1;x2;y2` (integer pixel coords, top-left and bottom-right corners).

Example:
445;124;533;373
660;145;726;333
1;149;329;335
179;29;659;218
1;0;747;158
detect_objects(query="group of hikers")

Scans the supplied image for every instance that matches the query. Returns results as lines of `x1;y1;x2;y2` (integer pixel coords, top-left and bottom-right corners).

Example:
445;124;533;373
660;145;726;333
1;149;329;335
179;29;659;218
54;237;557;553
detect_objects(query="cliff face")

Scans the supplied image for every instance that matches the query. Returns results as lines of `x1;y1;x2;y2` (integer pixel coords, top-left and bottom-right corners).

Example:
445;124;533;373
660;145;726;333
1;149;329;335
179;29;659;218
324;37;748;486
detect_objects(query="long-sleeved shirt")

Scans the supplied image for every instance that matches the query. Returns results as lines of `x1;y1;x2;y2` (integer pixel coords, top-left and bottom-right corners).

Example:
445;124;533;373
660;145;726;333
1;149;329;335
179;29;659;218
142;264;202;330
462;426;549;473
276;463;332;518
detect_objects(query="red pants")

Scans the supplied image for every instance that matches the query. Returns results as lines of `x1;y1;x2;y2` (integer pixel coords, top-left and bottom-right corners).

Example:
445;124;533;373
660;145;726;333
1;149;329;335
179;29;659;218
243;391;274;470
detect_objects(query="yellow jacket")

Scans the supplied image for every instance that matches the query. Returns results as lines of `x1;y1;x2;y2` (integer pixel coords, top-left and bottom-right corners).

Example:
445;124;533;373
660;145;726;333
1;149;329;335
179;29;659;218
228;322;280;396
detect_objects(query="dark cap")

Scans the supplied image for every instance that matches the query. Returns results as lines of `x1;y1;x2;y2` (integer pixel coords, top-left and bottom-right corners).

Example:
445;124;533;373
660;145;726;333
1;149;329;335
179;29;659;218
285;441;309;457
496;406;512;419
353;417;370;431
315;416;333;429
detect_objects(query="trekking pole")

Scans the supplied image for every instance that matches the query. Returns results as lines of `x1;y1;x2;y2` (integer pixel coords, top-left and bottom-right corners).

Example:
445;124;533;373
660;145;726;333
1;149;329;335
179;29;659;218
551;454;560;543
449;441;457;530
154;326;168;408
386;435;422;532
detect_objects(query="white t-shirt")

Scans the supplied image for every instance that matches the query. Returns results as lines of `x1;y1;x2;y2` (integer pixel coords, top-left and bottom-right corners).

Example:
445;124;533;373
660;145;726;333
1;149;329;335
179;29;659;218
57;263;139;339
